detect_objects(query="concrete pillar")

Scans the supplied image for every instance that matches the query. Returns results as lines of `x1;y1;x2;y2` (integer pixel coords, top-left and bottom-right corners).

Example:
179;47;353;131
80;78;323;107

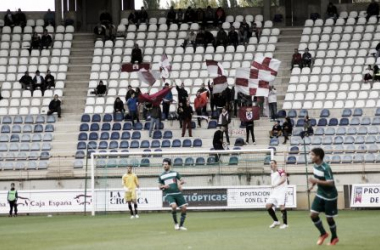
123;0;135;10
63;0;68;12
111;0;121;25
263;0;271;21
55;0;63;26
69;0;76;11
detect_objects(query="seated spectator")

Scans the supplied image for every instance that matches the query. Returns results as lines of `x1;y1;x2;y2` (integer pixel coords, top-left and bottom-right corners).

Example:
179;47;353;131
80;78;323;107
114;97;125;115
131;44;143;64
128;11;139;24
249;22;261;40
205;6;214;26
15;9;26;27
94;80;107;96
126;93;139;126
364;65;374;83
4;9;15;27
139;7;149;24
367;0;380;19
214;7;226;26
40;29;52;49
196;8;205;24
195;29;205;48
282;117;293;144
326;2;338;19
45;70;55;89
94;24;106;42
33;70;45;94
19;71;33;90
30;32;41;51
176;9;184;23
47;94;62;118
181;100;193;137
100;11;112;25
105;24;116;42
241;20;250;32
374;65;380;81
184;7;195;23
204;29;215;47
182;30;196;49
44;9;55;27
238;26;248;45
291;48;302;70
303;115;314;136
269;120;282;138
166;6;176;26
125;85;135;101
302;48;312;68
215;27;228;48
194;92;207;127
228;27;239;49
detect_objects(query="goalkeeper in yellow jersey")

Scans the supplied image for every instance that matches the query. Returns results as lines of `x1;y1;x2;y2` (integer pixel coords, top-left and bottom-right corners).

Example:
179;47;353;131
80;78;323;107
122;166;140;219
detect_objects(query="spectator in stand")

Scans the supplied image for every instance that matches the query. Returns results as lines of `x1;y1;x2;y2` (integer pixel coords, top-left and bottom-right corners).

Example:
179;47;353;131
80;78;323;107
128;11;139;24
177;102;184;129
181;100;194;137
291;48;302;70
213;126;225;162
208;80;215;113
194;92;207;127
218;107;231;145
249;22;261;40
195;29;205;48
204;29;215;48
197;83;208;94
176;83;188;105
374;65;380;81
167;6;176;26
30;32;41;51
302;48;312;68
48;94;62;118
326;2;338;19
139;7;149;24
268;86;278;121
375;42;380;58
256;96;265;116
94;80;107;96
367;0;380;19
19;71;33;90
44;9;55;27
196;8;205;25
177;9;184;23
228;26;239;50
215;27;228;48
105;24;116;42
243;109;255;145
32;70;45;94
214;7;226;26
131;44;143;64
125;85;135;102
303;116;314;136
40;29;53;49
238;26;248;45
114;97;125;116
269;120;282;138
126;93;139;126
364;65;374;83
205;6;214;26
149;105;161;138
282;117;293;144
45;70;55;89
100;11;112;25
182;30;197;49
15;9;26;27
4;10;15;27
241;20;250;32
94;24;106;42
162;83;173;120
184;7;195;23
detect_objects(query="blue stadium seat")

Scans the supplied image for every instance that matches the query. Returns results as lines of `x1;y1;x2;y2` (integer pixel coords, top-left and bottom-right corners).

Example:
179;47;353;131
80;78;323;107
328;118;338;126
130;140;139;148
45;124;54;132
336;127;346;135
182;139;192;147
344;136;355;144
296;119;304;127
229;156;239;165
21;134;30;142
90;123;99;131
353;108;363;117
121;131;130;140
310;119;317;126
368;144;378;153
358;127;368;135
81;114;91;122
42;143;51;151
98;141;108;149
361;117;371;125
163;131;172;139
162;140;171;147
347;127;357;135
234;138;245;146
2;116;12;124
339;118;349;126
345;144;356;153
207;156;217;165
114;113;124;121
75;151;85;159
16;152;27;160
112;123;122;131
107;159;118;167
153;149;162;157
151;140;160;148
78;133;88;141
368;127;378;135
365;154;376;163
0;144;8;152
120;141;129;149
341;155;352;163
195;157;205;166
80;123;89;131
101;123;111;131
372;117;380;125
376;108;380;117
173;158;183;166
208;120;218;129
103;114;113;122
31;143;40;151
156;122;164;130
356;136;365;144
13;116;23;124
25;115;34;124
88;141;97;150
140;158;150;167
357;145;367;152
289;146;299;154
92;114;101;122
184;157;194;166
270;138;279;146
172;139;181;147
286;156;296;164
288;109;297;118
317;118;327;126
191;121;196;129
0;135;9;142
144;122;150;130
333;136;343;144
277;110;286;118
123;122;133;130
34;124;44;133
322;136;333;145
1;125;10;133
153;130;162;139
298;109;308;118
109;141;119;149
140;140;150;148
12;125;22;133
47;116;56;123
15;162;26;170
193;139;202;147
132;131;141;139
350;117;360;126
133;122;143;130
19;143;29;151
342;109;352;117
10;134;20;142
142;149;151;157
111;132;120;140
320;109;330;118
325;127;335;135
89;132;98;140
100;132;109;140
311;137;322;145
36;115;45;124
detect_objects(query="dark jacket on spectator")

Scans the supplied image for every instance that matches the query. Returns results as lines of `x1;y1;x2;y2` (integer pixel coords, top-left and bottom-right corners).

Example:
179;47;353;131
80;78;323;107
131;48;143;64
176;86;188;104
49;99;61;110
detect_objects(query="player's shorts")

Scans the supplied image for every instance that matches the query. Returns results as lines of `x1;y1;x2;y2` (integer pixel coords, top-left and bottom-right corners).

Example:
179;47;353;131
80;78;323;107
311;195;338;217
124;189;137;201
267;192;287;207
165;193;188;208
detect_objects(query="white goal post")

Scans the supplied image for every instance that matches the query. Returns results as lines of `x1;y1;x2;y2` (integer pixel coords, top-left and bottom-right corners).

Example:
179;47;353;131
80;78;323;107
90;148;275;216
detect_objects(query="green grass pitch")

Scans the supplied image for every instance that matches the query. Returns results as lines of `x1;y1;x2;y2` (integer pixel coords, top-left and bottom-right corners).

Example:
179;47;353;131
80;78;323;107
1;210;379;250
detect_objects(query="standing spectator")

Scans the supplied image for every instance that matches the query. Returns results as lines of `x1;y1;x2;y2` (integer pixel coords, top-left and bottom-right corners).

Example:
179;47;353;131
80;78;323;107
7;183;18;217
364;65;374;83
291;48;302;70
40;29;53;49
228;27;239;50
100;11;112;25
33;70;45;94
139;7;149;24
326;2;338;19
167;6;176;26
367;0;380;19
214;7;226;26
176;83;188;105
4;9;15;27
197;83;208;94
131;44;143;64
177;102;184;128
208;80;215;113
162;83;173;120
48;94;62;118
93;80;107;96
282;117;293;144
249;22;261;40
184;7;195;23
30;32;41;51
302;48;312;68
238;26;248;45
94;24;106;42
125;85;135;102
244;115;255;145
215;27;228;48
196;8;205;24
181;101;193;137
194;92;207;127
15;9;26;27
127;93;139;126
176;9;184;23
205;6;214;26
19;71;33;90
45;70;55;89
149;105;161;137
128;11;138;24
268;86;278;121
218;107;231;144
213;126;225;162
114;97;125;116
269;120;282;138
44;9;55;27
182;30;197;49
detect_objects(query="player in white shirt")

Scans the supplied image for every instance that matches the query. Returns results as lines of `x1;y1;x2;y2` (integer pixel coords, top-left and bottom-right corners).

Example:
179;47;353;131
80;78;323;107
266;160;288;229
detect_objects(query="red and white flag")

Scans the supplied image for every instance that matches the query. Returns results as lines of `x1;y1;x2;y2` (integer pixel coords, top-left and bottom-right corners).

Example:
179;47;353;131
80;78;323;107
251;55;281;76
159;53;171;80
138;68;159;86
206;60;225;76
212;75;228;94
235;68;270;97
237;67;275;82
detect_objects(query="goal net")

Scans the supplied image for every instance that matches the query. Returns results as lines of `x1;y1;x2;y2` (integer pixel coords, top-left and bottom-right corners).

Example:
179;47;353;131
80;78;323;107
89;148;274;216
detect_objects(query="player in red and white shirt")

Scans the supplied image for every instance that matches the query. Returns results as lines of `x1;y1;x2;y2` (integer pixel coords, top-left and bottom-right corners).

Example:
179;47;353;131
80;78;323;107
266;160;288;229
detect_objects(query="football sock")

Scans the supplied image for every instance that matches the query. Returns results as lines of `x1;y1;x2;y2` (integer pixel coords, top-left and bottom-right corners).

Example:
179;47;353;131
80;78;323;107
128;204;134;216
172;211;178;224
180;212;187;227
134;203;138;215
327;219;337;239
312;216;327;236
281;209;287;225
267;208;278;222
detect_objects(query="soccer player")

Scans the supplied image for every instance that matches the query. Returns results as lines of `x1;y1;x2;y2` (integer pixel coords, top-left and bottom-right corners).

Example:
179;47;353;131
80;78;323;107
309;148;339;246
266;160;288;229
158;158;188;230
122;166;140;219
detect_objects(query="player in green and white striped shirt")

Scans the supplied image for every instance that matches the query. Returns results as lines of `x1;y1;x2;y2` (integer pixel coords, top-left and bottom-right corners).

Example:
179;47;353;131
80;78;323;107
158;158;188;230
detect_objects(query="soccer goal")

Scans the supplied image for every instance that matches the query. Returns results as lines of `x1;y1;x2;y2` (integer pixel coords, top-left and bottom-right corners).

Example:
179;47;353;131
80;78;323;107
89;148;274;216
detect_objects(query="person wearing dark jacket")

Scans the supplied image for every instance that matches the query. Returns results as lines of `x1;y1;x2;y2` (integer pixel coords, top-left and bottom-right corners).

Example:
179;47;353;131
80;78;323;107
302;48;312;68
125;85;135;101
149;105;162;137
214;7;226;26
114;97;125;115
367;0;380;19
45;70;55;89
33;70;45;94
177;102;184;128
270;121;282;138
30;32;41;51
100;11;112;25
4;9;15;27
166;6;176;25
218;107;231;144
48;94;62;118
326;2;338;19
126;93;139;126
184;7;195;23
19;71;33;90
181;100;193;137
282;117;293;144
245;119;255;144
7;183;18;217
213;126;226;162
44;9;55;27
228;27;239;50
15;9;26;27
40;29;53;49
204;29;215;48
94;24;106;42
176;83;188;105
215;27;228;48
139;7;148;24
94;80;107;96
128;11;139;24
131;44;143;64
162;83;173;120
